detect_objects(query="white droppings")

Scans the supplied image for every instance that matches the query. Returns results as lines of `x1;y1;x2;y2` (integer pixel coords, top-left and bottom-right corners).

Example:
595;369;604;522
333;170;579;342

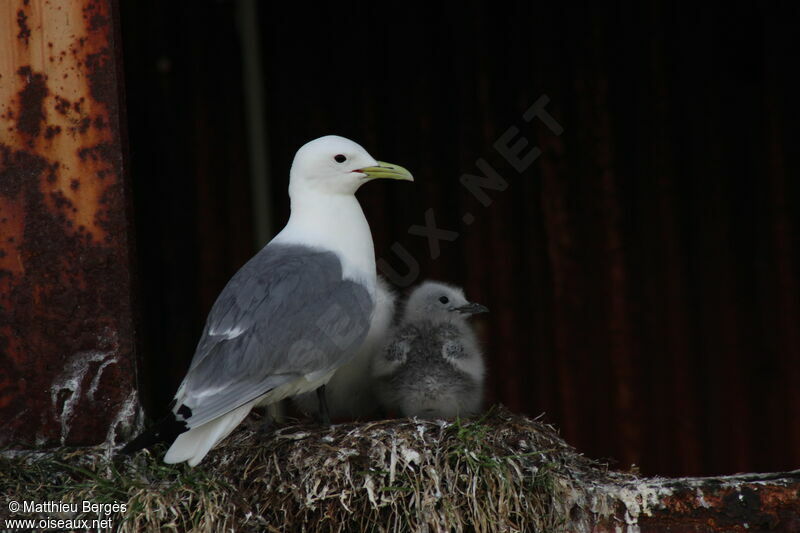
50;350;113;444
401;446;420;465
426;465;442;500
105;389;143;453
88;356;119;401
571;475;675;532
623;509;636;525
363;474;377;506
614;482;669;523
696;488;710;508
389;441;397;483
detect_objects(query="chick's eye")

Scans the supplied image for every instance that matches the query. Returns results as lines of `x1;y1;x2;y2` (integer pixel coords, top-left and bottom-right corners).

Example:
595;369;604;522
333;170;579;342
439;296;449;304
334;154;347;163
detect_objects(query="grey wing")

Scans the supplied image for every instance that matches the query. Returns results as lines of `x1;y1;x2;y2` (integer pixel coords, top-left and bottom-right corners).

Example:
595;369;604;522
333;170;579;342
175;243;373;427
430;323;463;359
385;330;414;362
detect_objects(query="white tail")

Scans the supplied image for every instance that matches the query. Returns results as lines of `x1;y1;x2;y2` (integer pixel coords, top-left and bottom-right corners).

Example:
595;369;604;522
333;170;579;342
163;400;256;466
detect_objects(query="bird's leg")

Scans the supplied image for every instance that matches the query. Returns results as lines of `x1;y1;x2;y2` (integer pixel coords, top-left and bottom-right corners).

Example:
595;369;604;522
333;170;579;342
316;385;331;426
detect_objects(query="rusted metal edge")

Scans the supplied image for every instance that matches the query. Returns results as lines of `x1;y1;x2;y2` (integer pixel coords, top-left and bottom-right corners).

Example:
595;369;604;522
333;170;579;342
563;469;800;532
0;0;142;447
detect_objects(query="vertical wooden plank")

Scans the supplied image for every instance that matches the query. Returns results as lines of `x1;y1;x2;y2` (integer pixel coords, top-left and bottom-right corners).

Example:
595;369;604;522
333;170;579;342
0;0;139;447
763;6;800;469
643;0;702;475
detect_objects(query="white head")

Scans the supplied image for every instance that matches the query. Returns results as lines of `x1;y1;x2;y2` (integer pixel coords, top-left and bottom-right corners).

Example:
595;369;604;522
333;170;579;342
289;135;413;197
403;281;488;322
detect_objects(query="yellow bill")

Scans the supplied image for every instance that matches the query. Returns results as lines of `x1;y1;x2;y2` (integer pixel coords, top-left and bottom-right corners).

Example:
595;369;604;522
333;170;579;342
359;161;414;182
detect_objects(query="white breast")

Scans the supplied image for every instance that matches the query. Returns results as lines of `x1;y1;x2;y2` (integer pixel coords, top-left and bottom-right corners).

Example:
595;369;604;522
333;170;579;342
272;192;377;296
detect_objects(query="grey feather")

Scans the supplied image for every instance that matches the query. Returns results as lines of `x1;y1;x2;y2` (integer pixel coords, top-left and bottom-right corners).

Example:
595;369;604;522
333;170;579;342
372;281;486;419
292;276;397;420
176;243;373;428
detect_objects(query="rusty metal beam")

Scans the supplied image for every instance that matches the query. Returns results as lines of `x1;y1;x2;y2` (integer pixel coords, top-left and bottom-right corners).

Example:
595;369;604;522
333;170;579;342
566;470;800;532
0;0;140;447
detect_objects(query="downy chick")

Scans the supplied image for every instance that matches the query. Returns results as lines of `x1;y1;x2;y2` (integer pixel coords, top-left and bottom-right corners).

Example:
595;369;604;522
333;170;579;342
372;281;487;419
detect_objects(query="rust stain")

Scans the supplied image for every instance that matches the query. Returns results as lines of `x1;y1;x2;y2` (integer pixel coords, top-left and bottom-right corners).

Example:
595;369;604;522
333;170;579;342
649;481;797;531
84;2;109;33
551;464;800;531
15;66;48;139
16;9;31;45
0;0;139;447
582;475;800;532
53;95;70;115
43;124;61;139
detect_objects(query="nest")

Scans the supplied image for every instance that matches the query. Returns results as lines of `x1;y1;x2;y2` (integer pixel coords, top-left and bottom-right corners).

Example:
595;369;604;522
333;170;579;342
0;406;610;532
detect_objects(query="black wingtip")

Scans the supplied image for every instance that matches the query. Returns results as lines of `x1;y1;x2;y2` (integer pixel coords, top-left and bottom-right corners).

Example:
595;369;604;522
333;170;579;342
119;412;189;455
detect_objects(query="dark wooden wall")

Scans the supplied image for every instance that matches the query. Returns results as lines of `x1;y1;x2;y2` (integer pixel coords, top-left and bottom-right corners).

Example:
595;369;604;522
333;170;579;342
121;1;800;477
120;0;254;415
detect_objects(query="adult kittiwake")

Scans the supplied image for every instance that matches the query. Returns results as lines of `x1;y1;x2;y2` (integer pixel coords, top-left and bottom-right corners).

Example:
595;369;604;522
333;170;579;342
123;135;413;465
372;281;487;419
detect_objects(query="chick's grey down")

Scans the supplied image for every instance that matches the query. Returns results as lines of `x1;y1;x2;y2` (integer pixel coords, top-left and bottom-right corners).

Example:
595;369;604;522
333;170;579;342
372;281;487;419
121;135;413;466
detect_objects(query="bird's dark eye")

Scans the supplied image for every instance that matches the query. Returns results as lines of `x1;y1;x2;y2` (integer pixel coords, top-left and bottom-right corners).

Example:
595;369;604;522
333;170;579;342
334;154;347;163
439;296;449;304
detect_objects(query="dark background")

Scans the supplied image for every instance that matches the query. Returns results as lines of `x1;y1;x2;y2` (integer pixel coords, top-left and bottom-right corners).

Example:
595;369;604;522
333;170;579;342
120;1;800;477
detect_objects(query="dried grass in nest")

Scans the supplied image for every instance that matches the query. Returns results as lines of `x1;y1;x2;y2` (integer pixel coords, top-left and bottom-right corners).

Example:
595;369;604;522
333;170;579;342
1;406;609;532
